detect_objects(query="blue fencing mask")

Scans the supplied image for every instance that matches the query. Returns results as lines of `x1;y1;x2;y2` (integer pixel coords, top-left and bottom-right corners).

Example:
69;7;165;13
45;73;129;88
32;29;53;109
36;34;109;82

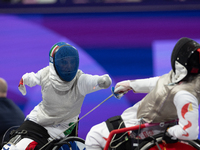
49;42;79;82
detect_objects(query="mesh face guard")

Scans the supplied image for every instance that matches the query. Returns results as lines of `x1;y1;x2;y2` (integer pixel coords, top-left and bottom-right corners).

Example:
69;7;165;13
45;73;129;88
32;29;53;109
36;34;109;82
171;38;200;75
49;42;79;82
54;46;79;82
187;48;200;74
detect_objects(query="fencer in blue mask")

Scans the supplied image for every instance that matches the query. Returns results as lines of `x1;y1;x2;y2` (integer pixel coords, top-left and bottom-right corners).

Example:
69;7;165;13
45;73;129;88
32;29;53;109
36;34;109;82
2;42;112;150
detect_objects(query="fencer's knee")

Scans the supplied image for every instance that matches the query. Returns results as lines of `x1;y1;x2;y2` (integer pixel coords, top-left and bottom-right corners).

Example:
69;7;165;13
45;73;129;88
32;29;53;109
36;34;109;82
86;125;99;144
85;127;103;150
86;122;108;150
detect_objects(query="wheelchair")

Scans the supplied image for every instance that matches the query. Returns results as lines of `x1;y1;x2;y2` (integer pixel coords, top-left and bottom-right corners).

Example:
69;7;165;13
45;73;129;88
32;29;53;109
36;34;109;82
1;125;20;149
104;121;200;150
37;136;85;150
1;123;86;150
41;123;86;150
49;136;85;150
135;133;200;150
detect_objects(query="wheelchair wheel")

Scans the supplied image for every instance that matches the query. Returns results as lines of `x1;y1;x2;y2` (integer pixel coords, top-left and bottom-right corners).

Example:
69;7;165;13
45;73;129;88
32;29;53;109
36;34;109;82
1;126;19;148
52;136;85;150
134;133;200;150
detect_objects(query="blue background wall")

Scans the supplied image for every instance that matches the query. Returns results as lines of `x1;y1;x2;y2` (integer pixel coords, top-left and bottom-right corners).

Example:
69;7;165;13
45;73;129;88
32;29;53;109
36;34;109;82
1;10;200;139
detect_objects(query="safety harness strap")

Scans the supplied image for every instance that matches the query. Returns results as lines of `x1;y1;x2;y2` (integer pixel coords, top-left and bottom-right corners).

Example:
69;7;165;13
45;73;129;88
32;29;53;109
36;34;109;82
106;116;125;132
106;116;132;150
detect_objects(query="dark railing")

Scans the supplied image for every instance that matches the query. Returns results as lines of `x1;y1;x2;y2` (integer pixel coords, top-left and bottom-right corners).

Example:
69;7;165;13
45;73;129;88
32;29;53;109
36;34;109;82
0;0;200;14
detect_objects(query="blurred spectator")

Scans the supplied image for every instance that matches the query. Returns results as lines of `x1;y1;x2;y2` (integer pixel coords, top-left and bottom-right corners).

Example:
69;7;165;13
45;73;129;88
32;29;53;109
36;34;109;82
1;0;21;4
73;0;142;3
22;0;57;4
0;78;25;144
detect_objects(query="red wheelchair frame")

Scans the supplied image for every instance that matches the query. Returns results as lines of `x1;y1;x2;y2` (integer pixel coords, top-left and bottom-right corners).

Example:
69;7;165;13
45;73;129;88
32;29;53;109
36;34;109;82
104;123;153;150
104;121;200;150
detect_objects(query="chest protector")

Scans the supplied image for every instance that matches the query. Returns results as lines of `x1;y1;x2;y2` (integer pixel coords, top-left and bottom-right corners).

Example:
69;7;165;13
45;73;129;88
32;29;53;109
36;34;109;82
137;70;200;123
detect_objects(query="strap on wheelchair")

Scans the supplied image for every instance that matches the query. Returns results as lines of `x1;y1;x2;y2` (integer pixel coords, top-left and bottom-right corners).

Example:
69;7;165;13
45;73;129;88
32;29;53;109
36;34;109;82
9;120;50;149
106;116;132;150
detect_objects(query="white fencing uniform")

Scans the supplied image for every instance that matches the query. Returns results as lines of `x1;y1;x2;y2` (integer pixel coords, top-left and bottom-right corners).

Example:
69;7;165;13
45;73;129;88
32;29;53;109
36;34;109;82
2;63;111;150
85;71;199;150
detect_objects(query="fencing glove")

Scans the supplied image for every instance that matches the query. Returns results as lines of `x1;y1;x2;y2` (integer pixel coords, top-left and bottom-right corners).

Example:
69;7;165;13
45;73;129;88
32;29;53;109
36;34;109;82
97;74;112;89
18;78;27;95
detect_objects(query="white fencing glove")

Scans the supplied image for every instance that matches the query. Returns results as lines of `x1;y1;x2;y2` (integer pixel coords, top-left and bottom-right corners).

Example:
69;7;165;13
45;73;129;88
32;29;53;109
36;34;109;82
114;80;132;99
18;78;27;96
97;74;112;89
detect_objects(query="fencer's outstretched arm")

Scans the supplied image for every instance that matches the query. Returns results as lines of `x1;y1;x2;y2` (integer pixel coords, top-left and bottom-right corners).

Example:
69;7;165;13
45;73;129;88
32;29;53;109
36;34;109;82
78;74;112;96
114;76;159;98
168;91;199;140
18;67;44;95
